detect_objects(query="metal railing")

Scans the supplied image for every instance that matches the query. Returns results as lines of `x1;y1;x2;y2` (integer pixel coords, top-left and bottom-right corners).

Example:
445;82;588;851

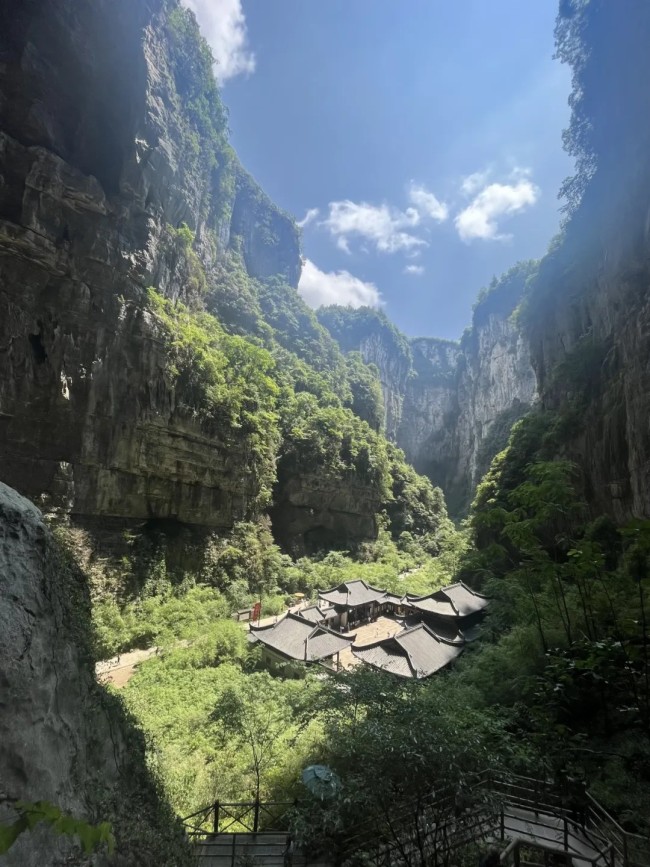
501;836;612;867
182;773;650;867
182;799;295;839
337;771;649;867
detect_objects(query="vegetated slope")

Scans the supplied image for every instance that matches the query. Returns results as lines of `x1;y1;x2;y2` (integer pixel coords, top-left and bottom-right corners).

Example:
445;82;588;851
0;0;452;572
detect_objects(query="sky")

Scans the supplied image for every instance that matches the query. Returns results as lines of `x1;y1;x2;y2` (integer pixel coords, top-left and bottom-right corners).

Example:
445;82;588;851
185;0;573;340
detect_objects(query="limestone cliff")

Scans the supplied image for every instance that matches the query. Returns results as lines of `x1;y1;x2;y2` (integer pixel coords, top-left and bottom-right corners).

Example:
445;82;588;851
317;307;413;440
0;482;192;866
519;0;650;523
320;265;538;516
0;0;298;529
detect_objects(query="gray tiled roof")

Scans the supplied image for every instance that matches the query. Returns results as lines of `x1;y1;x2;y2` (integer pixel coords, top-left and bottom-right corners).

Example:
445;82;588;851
249;613;352;662
300;604;338;624
405;582;488;619
444;582;489;615
318;579;388;609
352;623;462;679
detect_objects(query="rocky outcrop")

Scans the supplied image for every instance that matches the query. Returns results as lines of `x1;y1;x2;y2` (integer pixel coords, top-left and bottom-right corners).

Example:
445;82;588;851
0;482;192;865
316;307;413;440
270;474;380;557
0;0;299;528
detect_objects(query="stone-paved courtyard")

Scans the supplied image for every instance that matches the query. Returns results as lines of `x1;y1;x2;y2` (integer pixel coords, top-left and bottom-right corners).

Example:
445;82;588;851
338;616;405;670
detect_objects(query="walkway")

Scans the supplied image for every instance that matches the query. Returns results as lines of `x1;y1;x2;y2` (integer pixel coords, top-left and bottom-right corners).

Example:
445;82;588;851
194;833;332;866
96;646;159;687
502;806;610;866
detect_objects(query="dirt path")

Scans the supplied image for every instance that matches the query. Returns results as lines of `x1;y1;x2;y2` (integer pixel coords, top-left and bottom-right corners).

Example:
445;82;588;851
95;602;310;689
95;646;160;688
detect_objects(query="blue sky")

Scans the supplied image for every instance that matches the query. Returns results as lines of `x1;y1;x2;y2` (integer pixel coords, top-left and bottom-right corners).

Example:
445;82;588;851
187;0;572;339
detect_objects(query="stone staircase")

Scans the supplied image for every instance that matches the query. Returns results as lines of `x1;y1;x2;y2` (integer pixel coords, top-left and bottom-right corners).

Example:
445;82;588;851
187;773;650;867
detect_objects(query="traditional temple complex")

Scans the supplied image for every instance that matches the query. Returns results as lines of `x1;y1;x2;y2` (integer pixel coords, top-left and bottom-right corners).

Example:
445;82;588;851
404;582;489;641
248;612;354;673
351;623;463;679
249;579;489;679
317;579;405;629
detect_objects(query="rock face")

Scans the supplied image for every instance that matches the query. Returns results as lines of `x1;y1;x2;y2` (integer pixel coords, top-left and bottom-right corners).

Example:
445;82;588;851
0;482;191;866
0;0;299;529
270;473;380;556
327;309;537;517
528;187;650;523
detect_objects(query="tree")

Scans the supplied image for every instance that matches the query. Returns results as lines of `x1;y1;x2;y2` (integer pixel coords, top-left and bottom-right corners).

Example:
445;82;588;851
211;675;302;807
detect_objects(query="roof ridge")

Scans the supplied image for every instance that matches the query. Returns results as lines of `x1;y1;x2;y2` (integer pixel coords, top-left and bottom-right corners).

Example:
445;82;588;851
309;622;355;642
394;633;419;677
458;580;490;599
420;622;460;646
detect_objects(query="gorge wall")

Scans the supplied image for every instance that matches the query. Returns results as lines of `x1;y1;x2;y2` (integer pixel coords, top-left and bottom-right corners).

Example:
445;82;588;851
0;482;192;866
320;264;538;517
0;0;297;530
518;0;650;525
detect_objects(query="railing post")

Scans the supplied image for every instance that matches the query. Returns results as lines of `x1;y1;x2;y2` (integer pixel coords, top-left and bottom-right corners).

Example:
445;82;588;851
254;798;260;833
231;832;236;867
514;842;520;867
609;844;615;867
213;801;219;835
563;816;569;852
623;834;628;867
500;806;505;841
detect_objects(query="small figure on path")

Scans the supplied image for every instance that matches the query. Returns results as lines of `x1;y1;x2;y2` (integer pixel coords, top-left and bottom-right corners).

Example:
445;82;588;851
283;834;294;867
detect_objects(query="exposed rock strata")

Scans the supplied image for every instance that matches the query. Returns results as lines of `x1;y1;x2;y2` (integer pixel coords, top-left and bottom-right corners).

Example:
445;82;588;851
0;0;299;529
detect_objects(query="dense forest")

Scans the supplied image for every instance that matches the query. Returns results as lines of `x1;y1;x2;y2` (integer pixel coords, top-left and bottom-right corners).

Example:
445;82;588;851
1;0;650;865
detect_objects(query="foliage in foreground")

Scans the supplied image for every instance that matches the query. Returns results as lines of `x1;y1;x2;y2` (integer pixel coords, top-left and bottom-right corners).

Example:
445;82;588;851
0;800;114;858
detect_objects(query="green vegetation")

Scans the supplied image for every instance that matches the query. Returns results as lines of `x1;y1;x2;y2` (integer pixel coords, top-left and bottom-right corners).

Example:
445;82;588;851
0;800;114;857
166;5;228;163
317;305;413;372
147;288;280;510
456;408;650;830
344;352;384;431
472;260;538;323
123;653;324;821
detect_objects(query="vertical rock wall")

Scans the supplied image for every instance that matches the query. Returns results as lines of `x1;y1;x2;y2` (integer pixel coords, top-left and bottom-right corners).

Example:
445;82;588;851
0;0;300;527
0;482;192;866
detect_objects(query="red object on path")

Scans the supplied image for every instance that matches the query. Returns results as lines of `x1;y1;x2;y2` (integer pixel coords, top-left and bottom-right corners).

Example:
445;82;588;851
252;602;261;623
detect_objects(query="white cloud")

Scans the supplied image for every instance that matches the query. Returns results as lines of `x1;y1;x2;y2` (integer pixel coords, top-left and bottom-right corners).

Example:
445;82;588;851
321;200;425;254
408;184;448;222
297;208;319;229
298;259;381;309
404;264;425;276
454;177;540;242
461;170;491;196
183;0;255;82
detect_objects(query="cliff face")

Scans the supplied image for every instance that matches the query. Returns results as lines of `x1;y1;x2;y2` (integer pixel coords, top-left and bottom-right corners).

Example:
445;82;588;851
0;0;299;529
0;482;192;866
324;302;537;517
518;0;650;524
527;189;650;522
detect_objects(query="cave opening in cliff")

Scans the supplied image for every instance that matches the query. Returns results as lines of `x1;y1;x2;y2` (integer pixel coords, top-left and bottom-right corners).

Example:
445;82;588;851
28;332;47;365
